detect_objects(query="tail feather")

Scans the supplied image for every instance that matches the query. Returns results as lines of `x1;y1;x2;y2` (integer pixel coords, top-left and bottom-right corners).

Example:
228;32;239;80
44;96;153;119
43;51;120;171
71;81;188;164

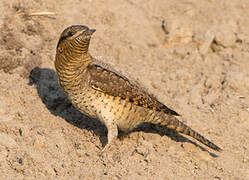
161;116;222;152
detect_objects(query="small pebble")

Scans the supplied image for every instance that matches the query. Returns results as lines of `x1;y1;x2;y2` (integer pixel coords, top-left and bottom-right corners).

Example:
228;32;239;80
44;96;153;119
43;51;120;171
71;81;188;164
19;128;23;136
18;157;23;165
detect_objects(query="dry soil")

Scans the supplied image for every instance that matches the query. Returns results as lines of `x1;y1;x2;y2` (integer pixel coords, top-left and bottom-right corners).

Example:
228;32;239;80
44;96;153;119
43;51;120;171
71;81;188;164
1;0;249;179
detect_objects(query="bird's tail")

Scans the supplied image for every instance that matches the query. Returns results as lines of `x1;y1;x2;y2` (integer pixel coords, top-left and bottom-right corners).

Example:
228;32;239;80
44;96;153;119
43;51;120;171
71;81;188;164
157;115;222;151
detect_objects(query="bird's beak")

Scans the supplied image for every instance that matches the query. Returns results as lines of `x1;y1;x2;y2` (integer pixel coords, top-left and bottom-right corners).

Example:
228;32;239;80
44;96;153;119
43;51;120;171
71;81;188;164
72;28;96;42
75;28;96;38
86;29;96;35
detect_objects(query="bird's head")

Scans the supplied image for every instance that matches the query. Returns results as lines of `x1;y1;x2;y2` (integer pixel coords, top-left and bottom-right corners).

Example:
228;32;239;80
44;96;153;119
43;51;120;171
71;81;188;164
56;25;96;56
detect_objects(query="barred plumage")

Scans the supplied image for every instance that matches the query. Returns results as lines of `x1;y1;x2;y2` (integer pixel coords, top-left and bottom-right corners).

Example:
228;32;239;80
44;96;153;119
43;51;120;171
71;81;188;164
55;25;222;152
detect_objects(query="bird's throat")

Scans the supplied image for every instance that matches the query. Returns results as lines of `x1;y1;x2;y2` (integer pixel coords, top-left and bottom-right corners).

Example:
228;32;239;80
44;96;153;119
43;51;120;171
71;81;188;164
55;50;92;87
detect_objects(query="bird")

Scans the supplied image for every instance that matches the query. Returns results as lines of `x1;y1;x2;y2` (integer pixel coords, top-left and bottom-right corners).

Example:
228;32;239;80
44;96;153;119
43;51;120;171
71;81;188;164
55;25;222;152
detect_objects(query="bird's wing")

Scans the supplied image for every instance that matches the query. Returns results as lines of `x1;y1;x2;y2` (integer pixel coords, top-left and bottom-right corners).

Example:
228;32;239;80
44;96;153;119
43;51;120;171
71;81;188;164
86;61;180;116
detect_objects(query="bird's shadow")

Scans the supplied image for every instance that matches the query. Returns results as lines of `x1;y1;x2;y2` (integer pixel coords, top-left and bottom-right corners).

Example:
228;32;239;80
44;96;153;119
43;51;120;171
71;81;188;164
29;67;217;157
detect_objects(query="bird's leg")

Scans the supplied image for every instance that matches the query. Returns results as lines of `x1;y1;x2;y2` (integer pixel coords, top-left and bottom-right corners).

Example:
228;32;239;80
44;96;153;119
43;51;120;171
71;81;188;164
101;121;118;153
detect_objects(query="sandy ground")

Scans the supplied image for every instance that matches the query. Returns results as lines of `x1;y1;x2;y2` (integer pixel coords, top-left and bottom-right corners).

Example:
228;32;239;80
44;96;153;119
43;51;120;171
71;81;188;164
1;0;249;179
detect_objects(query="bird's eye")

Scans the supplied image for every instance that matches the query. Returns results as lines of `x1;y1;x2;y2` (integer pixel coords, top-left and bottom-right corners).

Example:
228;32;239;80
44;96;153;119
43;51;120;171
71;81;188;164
68;31;74;37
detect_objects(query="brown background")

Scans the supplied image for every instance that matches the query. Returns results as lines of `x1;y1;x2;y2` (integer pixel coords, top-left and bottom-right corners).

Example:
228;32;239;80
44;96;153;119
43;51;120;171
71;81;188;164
0;0;249;179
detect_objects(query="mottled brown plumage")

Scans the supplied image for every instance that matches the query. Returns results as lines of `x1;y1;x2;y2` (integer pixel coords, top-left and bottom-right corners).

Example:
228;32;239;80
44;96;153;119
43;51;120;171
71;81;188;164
55;25;222;152
87;63;179;116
